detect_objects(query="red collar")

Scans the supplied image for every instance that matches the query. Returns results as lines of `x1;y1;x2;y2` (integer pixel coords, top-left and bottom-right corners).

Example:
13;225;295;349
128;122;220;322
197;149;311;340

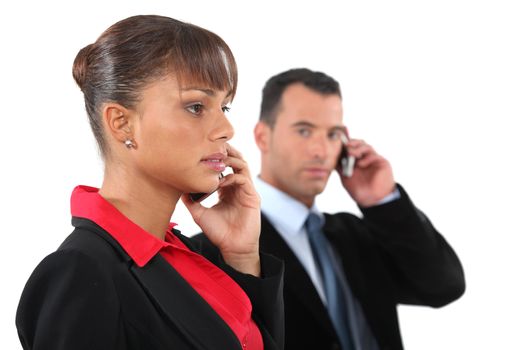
70;185;179;267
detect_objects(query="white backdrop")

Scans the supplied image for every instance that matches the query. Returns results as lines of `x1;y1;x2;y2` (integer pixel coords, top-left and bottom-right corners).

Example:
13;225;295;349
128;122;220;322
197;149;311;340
1;0;524;348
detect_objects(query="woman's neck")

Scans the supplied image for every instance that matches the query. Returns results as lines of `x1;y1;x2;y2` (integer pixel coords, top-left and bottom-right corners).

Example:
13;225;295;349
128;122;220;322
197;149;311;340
98;165;181;240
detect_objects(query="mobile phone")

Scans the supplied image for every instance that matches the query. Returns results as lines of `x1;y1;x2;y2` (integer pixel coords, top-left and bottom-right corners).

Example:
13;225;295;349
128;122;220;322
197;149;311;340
189;172;224;202
188;192;213;202
338;133;355;177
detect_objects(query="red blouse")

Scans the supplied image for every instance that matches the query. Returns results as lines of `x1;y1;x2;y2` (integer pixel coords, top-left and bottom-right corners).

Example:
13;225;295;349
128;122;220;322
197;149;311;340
70;185;263;350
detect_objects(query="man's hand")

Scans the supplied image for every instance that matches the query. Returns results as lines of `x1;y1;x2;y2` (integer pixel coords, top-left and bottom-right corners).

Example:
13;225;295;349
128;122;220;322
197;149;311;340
337;138;396;207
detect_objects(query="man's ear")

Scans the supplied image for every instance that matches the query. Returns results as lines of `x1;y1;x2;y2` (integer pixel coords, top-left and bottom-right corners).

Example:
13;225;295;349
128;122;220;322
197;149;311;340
101;103;134;144
254;121;272;153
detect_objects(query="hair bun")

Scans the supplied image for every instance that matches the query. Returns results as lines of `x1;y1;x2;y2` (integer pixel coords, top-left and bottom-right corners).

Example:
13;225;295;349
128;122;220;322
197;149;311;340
72;44;93;90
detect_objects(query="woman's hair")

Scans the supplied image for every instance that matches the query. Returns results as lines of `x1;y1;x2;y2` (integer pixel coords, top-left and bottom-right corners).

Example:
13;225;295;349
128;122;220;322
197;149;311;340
72;15;237;156
259;68;341;128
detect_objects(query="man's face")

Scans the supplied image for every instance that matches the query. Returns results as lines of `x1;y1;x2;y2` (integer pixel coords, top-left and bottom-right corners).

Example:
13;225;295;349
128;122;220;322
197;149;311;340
259;83;344;207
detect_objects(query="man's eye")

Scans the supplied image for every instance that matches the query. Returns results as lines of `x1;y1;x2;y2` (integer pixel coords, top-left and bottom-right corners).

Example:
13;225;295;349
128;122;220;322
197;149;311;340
328;131;341;141
186;103;203;115
298;128;311;137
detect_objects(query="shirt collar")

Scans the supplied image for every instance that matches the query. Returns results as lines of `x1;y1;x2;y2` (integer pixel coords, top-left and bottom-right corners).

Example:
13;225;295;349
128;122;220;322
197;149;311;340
70;185;178;267
254;176;324;235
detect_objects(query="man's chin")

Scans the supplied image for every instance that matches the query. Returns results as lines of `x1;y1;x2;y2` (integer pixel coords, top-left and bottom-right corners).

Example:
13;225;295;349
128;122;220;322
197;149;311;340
302;180;328;196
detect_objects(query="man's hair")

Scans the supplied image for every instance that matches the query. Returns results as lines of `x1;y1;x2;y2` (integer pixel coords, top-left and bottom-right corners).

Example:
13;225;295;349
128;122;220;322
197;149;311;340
259;68;341;127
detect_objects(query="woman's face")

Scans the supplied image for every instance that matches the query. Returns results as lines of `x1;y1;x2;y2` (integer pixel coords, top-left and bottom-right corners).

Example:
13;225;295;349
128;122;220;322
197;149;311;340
129;74;234;195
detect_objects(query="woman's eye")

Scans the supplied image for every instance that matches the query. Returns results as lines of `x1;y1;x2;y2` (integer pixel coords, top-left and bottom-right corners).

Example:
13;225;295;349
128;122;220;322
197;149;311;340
222;105;231;113
186;103;204;115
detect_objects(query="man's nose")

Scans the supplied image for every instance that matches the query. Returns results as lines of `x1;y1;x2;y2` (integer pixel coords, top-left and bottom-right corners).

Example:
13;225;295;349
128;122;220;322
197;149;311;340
308;134;329;159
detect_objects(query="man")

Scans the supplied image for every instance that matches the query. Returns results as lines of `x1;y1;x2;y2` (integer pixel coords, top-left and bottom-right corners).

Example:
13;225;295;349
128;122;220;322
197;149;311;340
252;68;465;350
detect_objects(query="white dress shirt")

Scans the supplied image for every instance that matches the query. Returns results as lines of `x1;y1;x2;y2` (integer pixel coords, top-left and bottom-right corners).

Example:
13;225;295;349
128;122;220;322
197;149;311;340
255;176;399;350
254;176;328;303
254;176;400;302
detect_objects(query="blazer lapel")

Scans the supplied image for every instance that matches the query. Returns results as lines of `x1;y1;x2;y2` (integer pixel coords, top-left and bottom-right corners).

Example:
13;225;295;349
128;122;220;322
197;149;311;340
131;256;242;350
260;214;336;336
76;218;242;350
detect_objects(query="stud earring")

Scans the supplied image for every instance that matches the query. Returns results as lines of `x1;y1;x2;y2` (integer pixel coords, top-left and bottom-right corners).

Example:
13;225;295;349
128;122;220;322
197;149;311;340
124;139;135;149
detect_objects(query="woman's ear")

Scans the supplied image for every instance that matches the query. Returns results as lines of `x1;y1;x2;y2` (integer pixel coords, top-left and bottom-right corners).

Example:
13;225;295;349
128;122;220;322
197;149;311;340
102;103;135;147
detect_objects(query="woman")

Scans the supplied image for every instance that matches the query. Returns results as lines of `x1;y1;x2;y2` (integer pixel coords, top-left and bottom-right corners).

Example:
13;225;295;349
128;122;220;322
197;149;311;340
15;15;284;350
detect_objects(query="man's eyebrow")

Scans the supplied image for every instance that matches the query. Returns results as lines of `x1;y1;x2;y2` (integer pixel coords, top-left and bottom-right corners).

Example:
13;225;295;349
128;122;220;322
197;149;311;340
291;121;346;133
291;121;316;128
329;126;346;133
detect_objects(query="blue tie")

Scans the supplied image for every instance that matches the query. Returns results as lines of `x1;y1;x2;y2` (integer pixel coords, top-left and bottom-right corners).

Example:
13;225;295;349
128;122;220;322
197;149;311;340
305;213;355;350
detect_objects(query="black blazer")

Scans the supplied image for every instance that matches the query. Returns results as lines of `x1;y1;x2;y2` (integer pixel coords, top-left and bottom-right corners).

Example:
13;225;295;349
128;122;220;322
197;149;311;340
16;217;284;350
257;185;465;350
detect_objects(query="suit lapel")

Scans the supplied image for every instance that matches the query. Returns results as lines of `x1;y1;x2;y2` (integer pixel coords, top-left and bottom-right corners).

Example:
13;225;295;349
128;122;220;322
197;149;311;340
323;214;394;347
260;214;336;335
322;216;363;295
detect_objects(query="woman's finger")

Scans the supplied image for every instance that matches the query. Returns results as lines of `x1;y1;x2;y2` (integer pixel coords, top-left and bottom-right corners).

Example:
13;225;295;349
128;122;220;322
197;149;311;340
218;174;259;204
181;193;206;222
223;155;247;172
225;143;244;159
225;143;251;177
219;173;249;190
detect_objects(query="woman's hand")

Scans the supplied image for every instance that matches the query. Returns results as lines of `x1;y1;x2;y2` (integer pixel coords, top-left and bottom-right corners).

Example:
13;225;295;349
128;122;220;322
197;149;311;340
182;144;261;276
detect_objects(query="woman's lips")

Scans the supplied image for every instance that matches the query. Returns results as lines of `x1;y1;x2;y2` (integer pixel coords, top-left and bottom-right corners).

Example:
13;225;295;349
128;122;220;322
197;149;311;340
201;159;226;172
201;153;227;172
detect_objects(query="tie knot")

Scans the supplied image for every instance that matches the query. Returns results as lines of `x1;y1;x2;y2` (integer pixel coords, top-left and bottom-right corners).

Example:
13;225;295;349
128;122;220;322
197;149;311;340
305;212;323;233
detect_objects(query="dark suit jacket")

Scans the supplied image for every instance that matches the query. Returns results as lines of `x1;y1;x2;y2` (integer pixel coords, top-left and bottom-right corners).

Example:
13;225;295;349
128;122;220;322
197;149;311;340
16;217;285;350
257;185;465;350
